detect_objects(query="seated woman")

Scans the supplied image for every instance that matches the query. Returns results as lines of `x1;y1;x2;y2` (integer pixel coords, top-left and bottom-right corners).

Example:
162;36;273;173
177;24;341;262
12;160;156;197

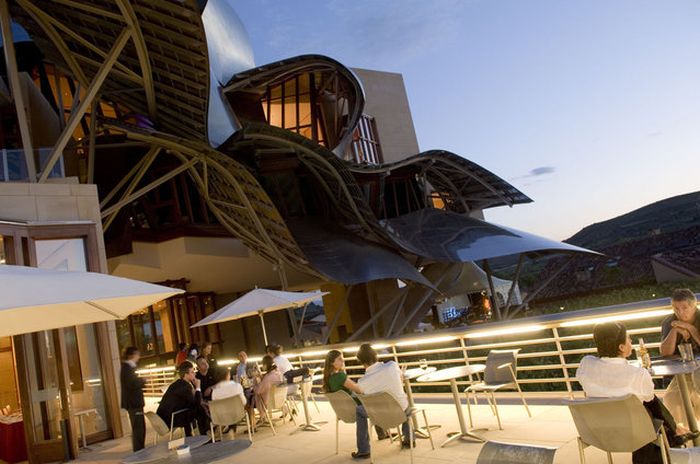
577;322;695;463
211;367;246;404
322;349;363;397
254;355;284;423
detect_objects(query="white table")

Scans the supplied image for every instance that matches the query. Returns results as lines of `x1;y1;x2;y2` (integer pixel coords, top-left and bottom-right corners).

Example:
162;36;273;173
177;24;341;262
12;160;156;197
650;358;700;446
293;377;327;432
417;365;486;446
74;408;97;450
403;367;441;438
121;435;210;464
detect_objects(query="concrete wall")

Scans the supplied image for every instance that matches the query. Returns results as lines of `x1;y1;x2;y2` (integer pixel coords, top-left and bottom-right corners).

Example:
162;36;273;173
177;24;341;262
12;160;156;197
351;68;420;163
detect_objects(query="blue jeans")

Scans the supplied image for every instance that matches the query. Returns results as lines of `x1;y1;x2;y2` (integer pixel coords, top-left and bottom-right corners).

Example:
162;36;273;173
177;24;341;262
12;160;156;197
356;405;413;453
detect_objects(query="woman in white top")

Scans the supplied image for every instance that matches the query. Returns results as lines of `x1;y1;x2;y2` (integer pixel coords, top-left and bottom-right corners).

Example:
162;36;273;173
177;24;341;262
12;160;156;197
210;367;246;405
577;322;694;463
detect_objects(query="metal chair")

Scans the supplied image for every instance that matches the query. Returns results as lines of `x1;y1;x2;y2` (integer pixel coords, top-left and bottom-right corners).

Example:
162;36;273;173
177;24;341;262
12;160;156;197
208;395;253;443
268;383;297;428
358;391;434;464
464;349;531;430
476;440;557;464
566;394;671;464
325;390;358;454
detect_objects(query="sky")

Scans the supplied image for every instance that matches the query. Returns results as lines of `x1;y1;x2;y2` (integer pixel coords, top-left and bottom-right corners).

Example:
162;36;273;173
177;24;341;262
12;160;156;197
231;0;700;240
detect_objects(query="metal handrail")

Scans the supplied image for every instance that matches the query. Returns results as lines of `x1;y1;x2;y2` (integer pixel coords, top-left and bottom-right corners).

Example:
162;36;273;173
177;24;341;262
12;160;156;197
136;296;689;397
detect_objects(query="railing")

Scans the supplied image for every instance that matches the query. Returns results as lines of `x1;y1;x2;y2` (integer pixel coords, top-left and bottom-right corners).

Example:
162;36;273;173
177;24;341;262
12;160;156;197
136;296;689;397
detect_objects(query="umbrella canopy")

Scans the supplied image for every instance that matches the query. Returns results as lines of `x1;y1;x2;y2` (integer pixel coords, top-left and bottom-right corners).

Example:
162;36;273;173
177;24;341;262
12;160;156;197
0;265;184;337
192;288;327;328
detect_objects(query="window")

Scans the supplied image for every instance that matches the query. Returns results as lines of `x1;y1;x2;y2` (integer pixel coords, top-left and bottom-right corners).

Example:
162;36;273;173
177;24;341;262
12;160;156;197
346;114;383;164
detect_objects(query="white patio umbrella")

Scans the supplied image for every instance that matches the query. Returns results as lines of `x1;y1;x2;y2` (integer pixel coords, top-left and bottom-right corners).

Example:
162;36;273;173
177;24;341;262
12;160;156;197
0;265;185;337
191;288;327;345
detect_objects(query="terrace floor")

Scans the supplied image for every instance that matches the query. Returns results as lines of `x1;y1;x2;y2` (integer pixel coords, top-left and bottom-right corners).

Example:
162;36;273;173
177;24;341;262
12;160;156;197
69;393;644;464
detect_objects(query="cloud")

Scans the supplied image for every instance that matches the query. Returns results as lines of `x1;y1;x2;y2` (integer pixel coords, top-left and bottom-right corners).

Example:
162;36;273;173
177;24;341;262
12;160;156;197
509;166;556;181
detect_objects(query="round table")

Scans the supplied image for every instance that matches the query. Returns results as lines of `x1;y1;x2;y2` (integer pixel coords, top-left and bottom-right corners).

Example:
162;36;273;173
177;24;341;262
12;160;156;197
403;367;440;438
650;358;700;446
292;377;327;432
417;365;486;446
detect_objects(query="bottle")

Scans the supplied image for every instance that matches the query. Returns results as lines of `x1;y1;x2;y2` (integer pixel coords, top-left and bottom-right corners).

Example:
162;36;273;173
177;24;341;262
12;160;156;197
639;338;651;369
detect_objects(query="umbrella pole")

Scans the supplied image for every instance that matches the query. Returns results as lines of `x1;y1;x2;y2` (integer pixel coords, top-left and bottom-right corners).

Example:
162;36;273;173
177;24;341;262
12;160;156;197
259;311;268;346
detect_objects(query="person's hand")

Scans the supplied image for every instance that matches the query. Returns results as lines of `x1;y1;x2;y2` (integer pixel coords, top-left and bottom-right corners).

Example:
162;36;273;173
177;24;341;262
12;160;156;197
193;378;201;389
672;321;697;338
673;326;691;341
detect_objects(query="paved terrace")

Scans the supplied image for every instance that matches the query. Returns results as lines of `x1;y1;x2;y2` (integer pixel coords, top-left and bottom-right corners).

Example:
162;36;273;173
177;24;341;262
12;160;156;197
72;394;637;464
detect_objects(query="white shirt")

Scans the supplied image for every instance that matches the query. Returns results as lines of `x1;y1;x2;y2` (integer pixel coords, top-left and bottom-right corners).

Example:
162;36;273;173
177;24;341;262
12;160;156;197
576;355;654;402
211;380;246;405
274;355;293;375
358;361;408;410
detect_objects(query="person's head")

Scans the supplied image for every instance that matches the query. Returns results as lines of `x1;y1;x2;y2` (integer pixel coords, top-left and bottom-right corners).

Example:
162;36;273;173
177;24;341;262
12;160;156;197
593;322;632;358
322;350;343;392
124;346;140;363
201;342;213;357
261;355;276;372
357;343;378;367
672;289;698;323
268;344;282;357
213;366;230;384
178;342;187;352
237;351;248;363
188;343;200;358
178;361;196;382
196;356;209;373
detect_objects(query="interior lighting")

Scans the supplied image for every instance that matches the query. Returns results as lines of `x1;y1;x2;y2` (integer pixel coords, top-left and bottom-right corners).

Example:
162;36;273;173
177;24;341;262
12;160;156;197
371;343;389;350
394;335;457;347
465;324;545;339
298;349;330;357
342;346;360;353
560;309;673;327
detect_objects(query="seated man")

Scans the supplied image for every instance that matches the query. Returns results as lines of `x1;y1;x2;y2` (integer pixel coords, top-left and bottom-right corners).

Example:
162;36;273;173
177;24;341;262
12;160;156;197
352;343;414;459
195;356;217;401
157;362;210;437
577;322;695;464
659;288;700;424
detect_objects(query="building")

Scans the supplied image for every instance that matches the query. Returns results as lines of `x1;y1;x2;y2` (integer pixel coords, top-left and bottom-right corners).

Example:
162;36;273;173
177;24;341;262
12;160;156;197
0;1;593;461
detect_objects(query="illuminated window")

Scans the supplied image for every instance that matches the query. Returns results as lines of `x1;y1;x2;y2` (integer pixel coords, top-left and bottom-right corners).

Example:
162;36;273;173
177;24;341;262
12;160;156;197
346;114;383;164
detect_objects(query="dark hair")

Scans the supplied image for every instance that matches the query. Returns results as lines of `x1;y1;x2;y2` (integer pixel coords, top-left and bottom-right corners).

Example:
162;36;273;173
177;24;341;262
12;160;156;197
124;346;139;359
357;343;377;366
268;344;282;356
322;350;342;393
261;355;276;372
178;361;194;377
196;355;207;362
672;288;697;305
178;342;187;351
213;367;229;384
593;322;627;357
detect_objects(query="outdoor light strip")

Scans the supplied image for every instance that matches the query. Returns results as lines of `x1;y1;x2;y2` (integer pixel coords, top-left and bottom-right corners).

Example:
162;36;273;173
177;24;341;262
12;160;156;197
394;335;458;347
465;324;546;339
559;309;673;327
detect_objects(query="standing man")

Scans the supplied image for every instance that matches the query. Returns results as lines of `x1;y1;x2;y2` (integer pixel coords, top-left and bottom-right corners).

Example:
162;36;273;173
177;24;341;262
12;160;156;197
120;346;146;452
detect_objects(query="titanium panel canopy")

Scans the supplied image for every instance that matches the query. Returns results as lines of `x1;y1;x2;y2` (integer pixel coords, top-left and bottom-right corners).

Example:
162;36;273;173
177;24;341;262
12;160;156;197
384;208;598;263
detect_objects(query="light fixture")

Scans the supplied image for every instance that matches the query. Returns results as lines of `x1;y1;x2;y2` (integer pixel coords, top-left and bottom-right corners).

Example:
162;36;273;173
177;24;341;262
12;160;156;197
465;324;545;339
342;346;360;353
394;335;457;347
560;309;673;327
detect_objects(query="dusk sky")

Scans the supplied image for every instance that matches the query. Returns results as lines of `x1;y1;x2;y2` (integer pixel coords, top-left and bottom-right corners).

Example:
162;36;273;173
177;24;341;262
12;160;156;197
233;0;700;240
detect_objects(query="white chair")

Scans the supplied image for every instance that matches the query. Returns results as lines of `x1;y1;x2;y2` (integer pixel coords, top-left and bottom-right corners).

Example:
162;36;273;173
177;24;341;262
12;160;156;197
465;349;531;430
566;394;670;464
476;440;557;464
358;391;434;464
208;395;253;443
325;390;358;454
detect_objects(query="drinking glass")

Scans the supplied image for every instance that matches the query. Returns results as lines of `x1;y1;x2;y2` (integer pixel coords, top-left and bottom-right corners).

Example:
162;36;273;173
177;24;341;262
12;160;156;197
420;358;428;370
680;343;694;362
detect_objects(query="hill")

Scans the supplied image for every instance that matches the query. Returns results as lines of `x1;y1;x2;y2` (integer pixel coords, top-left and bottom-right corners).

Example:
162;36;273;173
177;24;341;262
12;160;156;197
566;190;700;250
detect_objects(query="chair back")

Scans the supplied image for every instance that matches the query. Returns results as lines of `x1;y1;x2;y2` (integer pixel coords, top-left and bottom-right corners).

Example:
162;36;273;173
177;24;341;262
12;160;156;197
357;392;406;430
484;349;519;385
476;440;557;464
269;383;289;410
145;411;170;437
566;394;658;452
208;395;247;427
325;390;358;424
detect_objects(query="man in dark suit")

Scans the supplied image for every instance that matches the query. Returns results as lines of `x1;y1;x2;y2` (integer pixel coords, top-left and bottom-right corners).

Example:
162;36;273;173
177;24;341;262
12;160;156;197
157;361;210;436
120;346;146;452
